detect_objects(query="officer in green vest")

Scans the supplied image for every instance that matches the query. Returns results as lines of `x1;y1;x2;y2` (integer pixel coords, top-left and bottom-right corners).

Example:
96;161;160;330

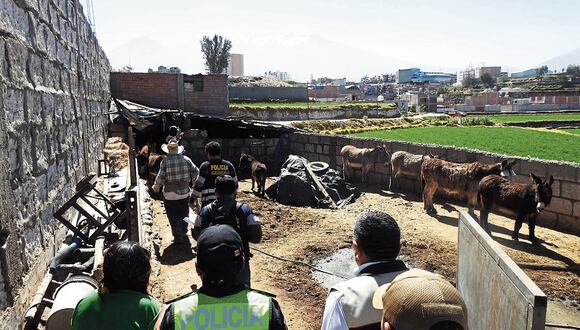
155;225;287;330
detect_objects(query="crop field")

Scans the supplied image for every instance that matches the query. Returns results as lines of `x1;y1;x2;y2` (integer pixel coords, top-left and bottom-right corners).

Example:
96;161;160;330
230;101;396;109
352;126;580;163
476;113;580;123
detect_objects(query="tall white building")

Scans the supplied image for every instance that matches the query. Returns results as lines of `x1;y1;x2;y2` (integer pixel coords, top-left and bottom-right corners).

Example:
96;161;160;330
226;54;244;76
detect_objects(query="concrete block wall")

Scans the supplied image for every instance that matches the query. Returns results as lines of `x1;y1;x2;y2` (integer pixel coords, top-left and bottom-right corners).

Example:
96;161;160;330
287;132;580;234
0;0;110;314
180;130;290;177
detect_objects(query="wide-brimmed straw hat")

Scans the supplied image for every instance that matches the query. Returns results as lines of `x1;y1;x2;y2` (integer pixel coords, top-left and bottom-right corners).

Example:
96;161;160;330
161;138;184;155
372;269;468;330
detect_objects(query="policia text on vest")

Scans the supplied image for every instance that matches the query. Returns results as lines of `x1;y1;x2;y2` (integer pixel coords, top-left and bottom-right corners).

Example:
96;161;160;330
173;290;271;330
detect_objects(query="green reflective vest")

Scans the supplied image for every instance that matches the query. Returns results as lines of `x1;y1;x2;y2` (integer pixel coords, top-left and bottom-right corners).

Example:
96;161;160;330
173;289;271;330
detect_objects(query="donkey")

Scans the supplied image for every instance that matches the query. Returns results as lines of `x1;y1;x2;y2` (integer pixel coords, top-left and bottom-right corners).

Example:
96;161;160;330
239;153;267;195
421;158;517;215
390;151;440;190
340;145;390;183
478;173;553;243
136;144;166;189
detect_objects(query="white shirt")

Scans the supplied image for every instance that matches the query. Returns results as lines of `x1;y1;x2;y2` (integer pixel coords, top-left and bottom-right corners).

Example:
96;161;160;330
320;261;399;330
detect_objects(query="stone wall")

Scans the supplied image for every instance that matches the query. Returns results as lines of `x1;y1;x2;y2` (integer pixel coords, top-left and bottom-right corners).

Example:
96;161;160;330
229;86;308;102
230;107;399;121
0;0;110;317
286;132;580;234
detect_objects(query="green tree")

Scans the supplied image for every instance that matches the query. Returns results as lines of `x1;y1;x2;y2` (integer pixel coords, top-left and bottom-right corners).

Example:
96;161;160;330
536;65;548;78
566;64;580;75
200;34;232;74
480;73;494;87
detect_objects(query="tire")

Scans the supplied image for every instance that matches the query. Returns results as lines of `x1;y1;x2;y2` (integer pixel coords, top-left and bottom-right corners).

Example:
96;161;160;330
308;161;329;174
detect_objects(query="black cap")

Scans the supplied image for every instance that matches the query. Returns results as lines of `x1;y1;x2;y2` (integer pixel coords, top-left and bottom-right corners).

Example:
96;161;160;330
197;225;244;269
215;175;237;195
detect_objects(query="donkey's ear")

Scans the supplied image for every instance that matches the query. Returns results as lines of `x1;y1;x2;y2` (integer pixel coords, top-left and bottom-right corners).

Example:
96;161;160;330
509;159;518;167
240;152;246;156
530;173;542;184
501;159;508;167
547;175;554;186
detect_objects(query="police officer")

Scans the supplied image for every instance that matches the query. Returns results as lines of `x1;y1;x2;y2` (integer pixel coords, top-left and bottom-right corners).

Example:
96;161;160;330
193;141;238;207
155;225;287;330
192;175;261;287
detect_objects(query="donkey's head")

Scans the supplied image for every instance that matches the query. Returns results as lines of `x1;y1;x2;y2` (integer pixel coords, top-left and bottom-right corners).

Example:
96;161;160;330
530;173;554;213
499;159;517;178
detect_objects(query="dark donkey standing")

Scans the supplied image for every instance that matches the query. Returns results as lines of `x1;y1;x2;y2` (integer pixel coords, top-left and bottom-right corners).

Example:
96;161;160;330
239;153;267;195
421;158;517;215
478;173;554;243
137;144;166;189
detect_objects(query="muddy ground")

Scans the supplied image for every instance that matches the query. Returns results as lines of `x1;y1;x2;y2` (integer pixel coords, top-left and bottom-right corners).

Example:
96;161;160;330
149;179;579;329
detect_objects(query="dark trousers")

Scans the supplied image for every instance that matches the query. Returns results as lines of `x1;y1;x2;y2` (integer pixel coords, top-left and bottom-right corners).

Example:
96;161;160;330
164;197;189;242
240;260;251;288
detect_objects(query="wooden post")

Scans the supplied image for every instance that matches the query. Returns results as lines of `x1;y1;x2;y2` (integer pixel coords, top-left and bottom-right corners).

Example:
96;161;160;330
302;159;337;209
92;237;105;283
128;126;137;186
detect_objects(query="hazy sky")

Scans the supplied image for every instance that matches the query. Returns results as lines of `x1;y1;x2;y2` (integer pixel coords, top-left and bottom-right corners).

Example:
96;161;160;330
88;0;580;81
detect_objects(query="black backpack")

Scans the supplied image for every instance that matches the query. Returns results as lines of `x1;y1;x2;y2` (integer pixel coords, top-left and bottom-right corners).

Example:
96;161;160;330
204;202;250;257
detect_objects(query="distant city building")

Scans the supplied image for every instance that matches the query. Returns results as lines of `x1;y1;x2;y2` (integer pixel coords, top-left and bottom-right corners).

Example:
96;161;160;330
265;70;291;81
148;65;181;74
226;53;244;76
396;68;455;84
476;66;502;81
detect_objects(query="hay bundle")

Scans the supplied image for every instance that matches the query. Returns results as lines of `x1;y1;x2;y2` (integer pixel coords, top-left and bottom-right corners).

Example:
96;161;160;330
103;137;129;169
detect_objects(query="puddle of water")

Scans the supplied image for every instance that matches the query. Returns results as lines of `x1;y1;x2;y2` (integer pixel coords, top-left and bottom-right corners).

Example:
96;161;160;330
312;248;355;290
311;248;412;290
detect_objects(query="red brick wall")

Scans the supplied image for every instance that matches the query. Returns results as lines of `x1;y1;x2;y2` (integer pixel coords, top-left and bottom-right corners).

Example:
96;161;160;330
110;72;179;109
110;73;229;116
184;74;229;116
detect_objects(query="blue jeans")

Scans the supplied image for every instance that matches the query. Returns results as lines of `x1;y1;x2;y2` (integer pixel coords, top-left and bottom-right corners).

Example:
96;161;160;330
164;197;189;242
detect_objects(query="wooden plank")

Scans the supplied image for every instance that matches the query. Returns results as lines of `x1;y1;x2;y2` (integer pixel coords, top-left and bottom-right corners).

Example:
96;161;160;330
92;237;105;283
302;159;337;209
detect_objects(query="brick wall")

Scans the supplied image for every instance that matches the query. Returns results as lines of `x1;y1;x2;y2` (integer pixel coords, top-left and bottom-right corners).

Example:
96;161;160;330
184;74;228;116
286;133;580;234
0;0;110;324
110;72;178;109
110;72;229;116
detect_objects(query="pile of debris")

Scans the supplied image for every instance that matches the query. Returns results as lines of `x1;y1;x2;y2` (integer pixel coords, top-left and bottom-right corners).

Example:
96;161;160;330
265;155;360;208
229;75;293;88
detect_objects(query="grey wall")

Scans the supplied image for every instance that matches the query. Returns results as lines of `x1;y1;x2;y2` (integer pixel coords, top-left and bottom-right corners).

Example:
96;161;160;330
229;87;308;102
0;0;110;319
286;132;580;234
231;108;399;121
457;212;546;330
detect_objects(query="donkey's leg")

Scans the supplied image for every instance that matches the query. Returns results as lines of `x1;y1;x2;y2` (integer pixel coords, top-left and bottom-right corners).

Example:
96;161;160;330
251;176;255;191
528;214;538;244
512;213;525;241
423;181;438;214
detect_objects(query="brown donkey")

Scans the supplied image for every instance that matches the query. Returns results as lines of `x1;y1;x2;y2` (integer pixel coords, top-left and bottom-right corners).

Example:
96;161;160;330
421;158;517;214
478;173;553;243
239;153;267;195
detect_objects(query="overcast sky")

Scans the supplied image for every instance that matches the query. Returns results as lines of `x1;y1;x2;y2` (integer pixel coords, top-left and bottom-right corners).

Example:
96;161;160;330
88;0;580;81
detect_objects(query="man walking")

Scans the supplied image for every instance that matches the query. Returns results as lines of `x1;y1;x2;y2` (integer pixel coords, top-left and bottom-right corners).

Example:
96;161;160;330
153;138;199;244
193;141;237;207
192;175;261;287
321;211;409;330
155;225;287;330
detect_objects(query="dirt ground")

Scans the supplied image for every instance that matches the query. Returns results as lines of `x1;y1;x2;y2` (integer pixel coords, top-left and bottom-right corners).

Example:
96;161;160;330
149;179;579;329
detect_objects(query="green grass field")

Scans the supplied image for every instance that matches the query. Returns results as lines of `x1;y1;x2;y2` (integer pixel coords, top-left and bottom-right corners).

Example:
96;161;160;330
352;126;580;163
477;113;580;123
230;102;396;109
